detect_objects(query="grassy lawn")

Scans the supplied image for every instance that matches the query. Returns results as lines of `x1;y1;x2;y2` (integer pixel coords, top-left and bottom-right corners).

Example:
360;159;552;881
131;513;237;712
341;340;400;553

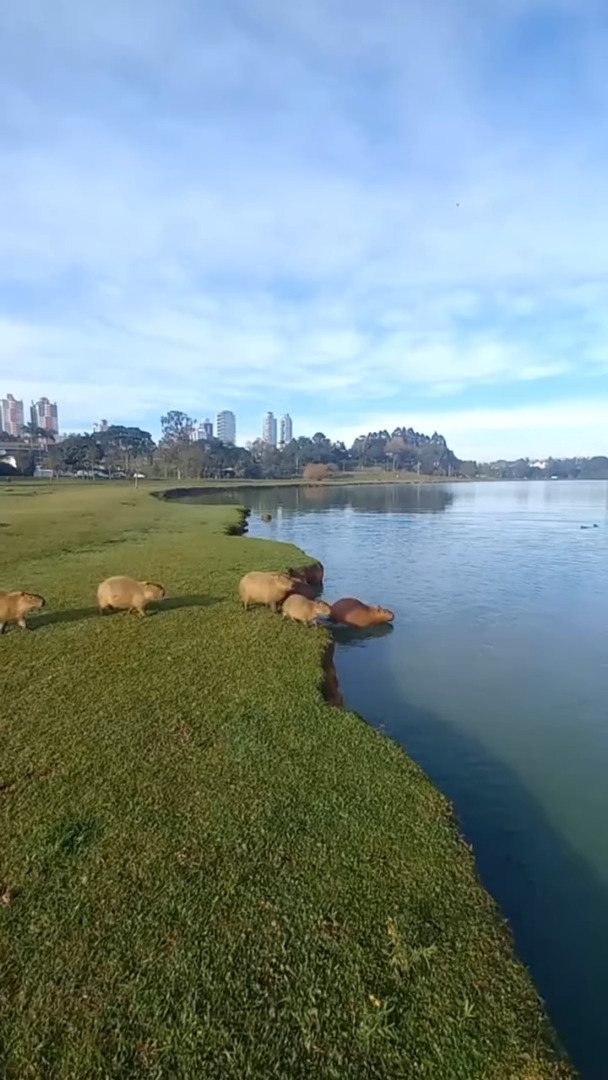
0;482;573;1079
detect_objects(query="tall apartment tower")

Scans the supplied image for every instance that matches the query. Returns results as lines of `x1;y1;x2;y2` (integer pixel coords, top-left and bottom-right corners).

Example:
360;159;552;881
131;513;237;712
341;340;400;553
216;411;236;445
31;397;59;435
279;413;293;446
263;411;277;447
0;394;25;436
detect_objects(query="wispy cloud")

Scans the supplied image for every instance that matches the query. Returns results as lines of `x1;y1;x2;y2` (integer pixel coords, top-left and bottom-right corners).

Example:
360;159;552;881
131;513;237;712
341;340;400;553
1;0;608;454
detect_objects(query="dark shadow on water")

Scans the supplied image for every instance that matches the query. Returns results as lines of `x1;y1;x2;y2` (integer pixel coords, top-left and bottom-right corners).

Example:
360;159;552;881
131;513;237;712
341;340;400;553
337;658;608;1080
182;483;455;517
331;622;394;646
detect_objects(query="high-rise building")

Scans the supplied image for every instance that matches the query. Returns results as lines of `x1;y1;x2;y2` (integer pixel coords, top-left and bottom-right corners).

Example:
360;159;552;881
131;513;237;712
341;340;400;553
200;418;214;440
216;410;236;445
1;394;25;436
279;413;293;446
263;411;277;447
31;397;59;435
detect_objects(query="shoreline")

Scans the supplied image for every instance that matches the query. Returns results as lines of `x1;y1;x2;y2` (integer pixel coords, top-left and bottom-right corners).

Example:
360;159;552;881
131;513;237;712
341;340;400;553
0;481;575;1077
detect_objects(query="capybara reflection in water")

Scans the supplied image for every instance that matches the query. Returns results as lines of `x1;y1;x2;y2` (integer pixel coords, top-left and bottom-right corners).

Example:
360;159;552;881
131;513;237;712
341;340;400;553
330;598;395;628
97;576;165;616
287;562;324;587
0;590;45;633
282;594;331;626
239;571;295;612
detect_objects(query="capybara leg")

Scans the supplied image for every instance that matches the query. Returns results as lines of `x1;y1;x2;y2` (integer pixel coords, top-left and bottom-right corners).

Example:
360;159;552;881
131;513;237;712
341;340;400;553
0;622;5;634
271;601;278;613
137;607;147;617
242;600;248;610
17;618;29;630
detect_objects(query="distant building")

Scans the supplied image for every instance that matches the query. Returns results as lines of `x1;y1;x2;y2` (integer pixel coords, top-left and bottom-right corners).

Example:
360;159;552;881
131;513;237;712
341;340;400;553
279;413;293;446
31;397;59;435
1;394;24;436
263;411;277;447
216;410;236;445
93;419;109;434
197;418;214;441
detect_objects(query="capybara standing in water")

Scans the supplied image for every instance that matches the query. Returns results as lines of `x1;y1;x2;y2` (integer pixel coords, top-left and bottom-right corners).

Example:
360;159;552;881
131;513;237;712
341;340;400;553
238;571;295;612
287;562;324;586
0;590;45;633
330;598;394;628
97;576;165;616
282;594;331;626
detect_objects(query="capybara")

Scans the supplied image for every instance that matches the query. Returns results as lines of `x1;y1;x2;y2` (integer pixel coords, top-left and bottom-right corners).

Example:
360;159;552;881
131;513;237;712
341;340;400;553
238;571;295;612
97;576;165;616
287;562;324;586
282;593;331;626
0;590;45;633
261;513;272;523
330;598;395;627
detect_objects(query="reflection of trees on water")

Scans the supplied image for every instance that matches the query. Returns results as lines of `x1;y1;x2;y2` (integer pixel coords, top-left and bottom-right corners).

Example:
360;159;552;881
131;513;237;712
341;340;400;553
182;482;455;516
249;484;455;516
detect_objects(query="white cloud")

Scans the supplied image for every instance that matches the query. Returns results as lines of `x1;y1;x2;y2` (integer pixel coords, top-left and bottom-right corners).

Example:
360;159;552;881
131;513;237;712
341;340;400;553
317;399;608;461
1;0;608;455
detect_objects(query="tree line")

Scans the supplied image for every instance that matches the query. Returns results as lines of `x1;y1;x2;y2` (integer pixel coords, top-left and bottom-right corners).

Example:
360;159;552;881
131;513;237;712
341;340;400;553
1;412;459;479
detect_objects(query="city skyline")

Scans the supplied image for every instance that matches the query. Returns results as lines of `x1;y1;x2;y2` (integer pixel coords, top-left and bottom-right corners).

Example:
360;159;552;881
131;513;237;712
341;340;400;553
1;393;59;437
0;394;25;437
216;410;236;446
31;396;59;435
280;413;293;447
262;411;277;448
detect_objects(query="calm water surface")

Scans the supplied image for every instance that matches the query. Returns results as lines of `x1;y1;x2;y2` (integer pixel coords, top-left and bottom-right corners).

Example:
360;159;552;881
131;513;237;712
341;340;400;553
200;481;608;1078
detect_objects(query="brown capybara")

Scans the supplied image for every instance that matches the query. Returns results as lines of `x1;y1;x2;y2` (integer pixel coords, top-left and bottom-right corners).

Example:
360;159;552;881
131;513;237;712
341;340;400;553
261;513;272;523
238;571;295;612
0;590;45;633
282;594;331;626
330;598;395;628
97;576;165;616
287;562;324;587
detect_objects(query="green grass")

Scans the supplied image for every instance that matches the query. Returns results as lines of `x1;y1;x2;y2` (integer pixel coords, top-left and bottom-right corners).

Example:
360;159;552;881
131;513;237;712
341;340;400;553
0;482;574;1079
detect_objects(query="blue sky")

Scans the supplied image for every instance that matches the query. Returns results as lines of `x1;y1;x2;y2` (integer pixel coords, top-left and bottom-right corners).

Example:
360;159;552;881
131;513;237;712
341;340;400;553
1;0;608;459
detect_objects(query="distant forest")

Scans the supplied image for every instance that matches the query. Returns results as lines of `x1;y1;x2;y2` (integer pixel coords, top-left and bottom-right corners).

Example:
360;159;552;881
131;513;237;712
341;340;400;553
1;415;458;479
2;415;607;480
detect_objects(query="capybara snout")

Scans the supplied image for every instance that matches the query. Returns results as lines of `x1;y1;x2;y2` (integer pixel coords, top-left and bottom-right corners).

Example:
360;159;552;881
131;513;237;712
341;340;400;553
22;592;45;610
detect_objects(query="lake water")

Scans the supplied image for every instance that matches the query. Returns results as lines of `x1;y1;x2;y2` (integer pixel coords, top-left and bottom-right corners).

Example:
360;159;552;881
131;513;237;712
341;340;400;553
194;480;608;1078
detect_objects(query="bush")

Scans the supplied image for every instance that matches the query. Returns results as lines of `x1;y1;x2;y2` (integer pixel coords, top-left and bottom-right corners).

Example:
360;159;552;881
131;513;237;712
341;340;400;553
303;462;329;482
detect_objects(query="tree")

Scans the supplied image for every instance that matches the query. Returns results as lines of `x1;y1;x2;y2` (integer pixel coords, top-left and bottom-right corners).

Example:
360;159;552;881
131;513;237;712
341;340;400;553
160;412;196;444
60;435;102;471
158;412;197;480
97;426;155;473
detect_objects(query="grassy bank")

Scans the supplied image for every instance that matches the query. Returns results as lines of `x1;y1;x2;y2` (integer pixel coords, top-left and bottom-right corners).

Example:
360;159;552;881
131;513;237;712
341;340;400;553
0;483;572;1079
